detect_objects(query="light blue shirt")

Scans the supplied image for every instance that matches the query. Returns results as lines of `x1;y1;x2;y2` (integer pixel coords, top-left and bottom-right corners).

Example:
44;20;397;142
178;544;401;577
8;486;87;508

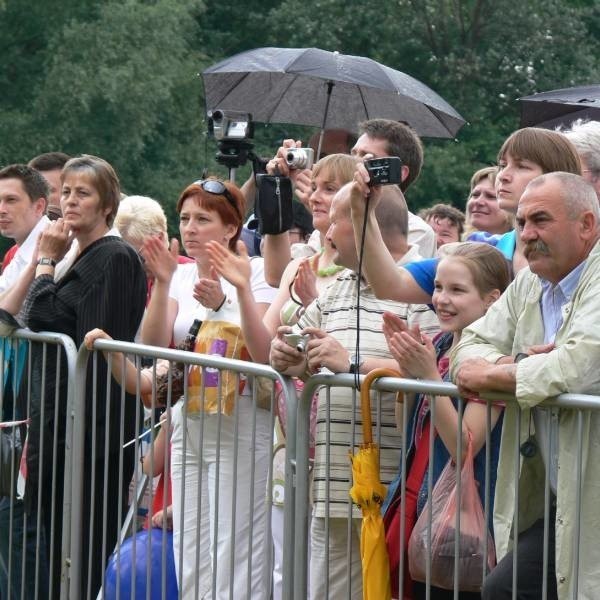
540;260;587;344
537;259;587;491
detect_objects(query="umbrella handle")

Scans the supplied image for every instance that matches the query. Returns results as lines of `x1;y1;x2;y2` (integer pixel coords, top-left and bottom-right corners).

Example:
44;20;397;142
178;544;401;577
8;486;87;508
361;368;401;445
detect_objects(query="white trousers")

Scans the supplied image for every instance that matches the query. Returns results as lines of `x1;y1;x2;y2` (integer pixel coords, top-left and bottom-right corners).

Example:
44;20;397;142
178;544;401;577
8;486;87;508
171;400;271;599
310;516;363;600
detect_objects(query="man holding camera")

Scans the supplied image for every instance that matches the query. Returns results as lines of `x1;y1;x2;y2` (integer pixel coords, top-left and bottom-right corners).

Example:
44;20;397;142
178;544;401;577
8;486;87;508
270;183;439;599
260;119;436;286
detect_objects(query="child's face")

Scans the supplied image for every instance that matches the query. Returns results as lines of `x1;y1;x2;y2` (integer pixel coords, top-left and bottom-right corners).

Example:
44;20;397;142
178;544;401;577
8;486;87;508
428;215;460;249
432;257;496;333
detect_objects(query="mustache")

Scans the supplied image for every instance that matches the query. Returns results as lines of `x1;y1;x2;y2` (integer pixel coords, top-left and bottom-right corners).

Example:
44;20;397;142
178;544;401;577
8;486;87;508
524;240;550;258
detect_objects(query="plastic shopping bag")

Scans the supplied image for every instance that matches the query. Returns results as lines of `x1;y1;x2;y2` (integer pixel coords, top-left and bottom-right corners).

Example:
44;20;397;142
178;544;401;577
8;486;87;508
408;434;495;592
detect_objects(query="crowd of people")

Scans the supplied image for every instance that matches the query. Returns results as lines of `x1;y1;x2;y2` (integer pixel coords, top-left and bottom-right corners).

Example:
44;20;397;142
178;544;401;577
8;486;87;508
0;115;600;600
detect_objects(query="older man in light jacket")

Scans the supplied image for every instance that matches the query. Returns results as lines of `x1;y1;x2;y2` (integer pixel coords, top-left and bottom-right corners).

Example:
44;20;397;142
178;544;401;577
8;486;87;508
451;172;600;600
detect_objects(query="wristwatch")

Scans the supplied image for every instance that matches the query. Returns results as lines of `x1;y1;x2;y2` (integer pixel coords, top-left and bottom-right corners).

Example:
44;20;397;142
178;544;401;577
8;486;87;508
37;257;57;267
514;352;529;363
348;354;364;374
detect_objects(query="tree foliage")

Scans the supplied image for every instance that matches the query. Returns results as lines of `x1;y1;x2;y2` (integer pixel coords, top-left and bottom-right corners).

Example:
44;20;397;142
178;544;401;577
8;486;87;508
1;0;599;224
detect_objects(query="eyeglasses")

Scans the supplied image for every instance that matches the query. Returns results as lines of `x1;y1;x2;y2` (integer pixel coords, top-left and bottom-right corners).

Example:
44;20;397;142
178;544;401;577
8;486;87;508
193;179;239;217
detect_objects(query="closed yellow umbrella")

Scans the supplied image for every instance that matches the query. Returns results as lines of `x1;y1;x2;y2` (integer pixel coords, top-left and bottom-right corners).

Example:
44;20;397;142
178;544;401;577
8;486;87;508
350;368;399;600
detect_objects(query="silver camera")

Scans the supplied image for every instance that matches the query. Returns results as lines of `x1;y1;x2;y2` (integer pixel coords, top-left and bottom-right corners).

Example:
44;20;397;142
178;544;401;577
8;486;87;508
207;109;253;141
283;333;309;353
285;147;314;170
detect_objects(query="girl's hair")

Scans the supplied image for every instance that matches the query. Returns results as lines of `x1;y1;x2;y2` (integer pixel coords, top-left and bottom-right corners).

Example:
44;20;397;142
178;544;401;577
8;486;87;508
311;153;357;185
176;178;245;251
62;155;121;226
442;242;510;297
497;127;582;175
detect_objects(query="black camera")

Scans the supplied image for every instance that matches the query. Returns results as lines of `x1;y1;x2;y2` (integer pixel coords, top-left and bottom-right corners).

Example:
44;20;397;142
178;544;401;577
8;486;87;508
364;156;402;186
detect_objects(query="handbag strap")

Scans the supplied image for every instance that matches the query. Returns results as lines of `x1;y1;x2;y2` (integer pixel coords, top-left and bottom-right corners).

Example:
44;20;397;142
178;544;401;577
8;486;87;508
406;417;432;495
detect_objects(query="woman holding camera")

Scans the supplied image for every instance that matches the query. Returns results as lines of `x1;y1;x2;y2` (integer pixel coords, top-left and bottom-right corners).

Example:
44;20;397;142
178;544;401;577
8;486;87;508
140;177;276;599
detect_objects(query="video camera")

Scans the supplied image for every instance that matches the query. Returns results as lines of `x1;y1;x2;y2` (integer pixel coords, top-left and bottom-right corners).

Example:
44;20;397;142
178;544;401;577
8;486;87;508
207;109;254;141
207;109;255;177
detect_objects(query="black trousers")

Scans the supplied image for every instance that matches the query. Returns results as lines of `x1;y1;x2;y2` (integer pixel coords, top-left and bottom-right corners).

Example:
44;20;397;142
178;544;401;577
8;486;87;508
481;507;557;600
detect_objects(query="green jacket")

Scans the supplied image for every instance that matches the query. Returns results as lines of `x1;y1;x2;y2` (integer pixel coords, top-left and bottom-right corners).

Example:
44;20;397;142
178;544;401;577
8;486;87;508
450;240;600;600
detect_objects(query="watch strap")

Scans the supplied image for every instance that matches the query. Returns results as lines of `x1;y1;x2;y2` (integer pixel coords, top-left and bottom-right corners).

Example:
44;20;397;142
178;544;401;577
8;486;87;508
348;354;364;374
37;257;57;267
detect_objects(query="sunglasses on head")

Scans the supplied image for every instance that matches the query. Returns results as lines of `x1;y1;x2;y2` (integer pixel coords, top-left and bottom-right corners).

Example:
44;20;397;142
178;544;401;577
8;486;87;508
193;179;239;216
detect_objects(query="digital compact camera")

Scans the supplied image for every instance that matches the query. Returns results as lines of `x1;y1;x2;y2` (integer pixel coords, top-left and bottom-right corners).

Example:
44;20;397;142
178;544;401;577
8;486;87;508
283;333;309;353
364;156;402;186
285;147;314;170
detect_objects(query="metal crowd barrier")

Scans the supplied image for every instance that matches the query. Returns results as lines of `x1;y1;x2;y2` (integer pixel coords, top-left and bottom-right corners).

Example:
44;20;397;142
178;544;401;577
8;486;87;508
3;328;600;600
0;329;78;600
73;338;296;600
290;372;600;600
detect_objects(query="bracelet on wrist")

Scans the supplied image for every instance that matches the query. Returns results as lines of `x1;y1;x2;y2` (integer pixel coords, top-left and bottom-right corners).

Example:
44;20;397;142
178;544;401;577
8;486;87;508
213;295;227;312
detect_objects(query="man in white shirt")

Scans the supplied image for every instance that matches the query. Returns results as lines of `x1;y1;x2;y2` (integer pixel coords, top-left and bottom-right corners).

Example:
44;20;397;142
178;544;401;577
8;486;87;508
0;164;50;295
0;163;50;598
350;118;436;257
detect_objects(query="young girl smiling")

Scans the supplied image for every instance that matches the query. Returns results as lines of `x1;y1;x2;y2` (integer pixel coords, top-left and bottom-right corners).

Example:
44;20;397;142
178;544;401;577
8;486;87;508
383;242;510;599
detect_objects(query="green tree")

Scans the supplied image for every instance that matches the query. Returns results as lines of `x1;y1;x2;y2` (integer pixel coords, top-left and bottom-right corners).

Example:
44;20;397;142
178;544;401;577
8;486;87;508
0;0;214;235
261;0;600;209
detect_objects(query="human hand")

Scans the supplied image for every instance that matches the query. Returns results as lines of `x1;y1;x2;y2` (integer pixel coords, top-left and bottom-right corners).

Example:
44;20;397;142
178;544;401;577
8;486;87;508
350;153;383;216
386;331;439;380
206;240;251;292
193;267;226;310
83;328;112;350
303;327;349;374
293;169;313;208
454;357;496;397
141;236;178;284
382;312;422;344
151;505;173;530
37;218;74;262
266;139;300;178
270;325;306;372
293;259;318;307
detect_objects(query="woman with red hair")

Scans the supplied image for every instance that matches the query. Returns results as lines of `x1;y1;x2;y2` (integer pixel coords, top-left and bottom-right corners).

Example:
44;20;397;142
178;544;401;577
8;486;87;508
141;177;276;599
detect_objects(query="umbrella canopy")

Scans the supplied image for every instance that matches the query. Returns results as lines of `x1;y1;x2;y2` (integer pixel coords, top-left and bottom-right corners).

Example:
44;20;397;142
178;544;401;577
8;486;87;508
203;47;465;139
519;84;600;129
349;368;399;600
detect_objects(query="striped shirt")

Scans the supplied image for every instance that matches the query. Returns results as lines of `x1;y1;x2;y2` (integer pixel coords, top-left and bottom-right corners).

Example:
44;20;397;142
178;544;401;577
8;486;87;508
298;247;439;518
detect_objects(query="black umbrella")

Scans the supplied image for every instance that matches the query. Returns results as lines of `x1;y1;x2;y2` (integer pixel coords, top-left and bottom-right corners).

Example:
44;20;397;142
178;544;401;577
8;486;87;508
519;84;600;129
202;47;466;151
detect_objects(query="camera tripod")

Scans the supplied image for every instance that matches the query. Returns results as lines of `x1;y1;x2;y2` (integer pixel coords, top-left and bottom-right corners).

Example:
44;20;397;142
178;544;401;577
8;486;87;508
215;139;256;183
